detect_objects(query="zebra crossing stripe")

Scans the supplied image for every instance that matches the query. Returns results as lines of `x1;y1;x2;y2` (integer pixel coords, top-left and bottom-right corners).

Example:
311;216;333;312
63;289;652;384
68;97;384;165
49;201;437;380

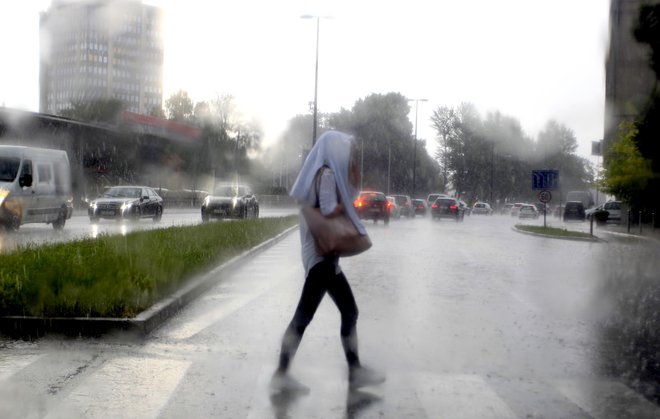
416;373;518;418
0;354;42;381
555;378;660;419
45;356;191;419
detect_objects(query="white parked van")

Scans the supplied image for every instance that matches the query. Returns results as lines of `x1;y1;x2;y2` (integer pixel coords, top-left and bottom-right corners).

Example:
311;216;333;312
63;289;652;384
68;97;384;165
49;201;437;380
0;145;73;230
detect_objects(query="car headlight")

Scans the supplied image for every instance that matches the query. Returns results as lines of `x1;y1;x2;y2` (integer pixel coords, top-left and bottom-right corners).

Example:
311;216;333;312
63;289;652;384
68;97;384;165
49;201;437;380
0;188;8;207
203;196;210;206
90;202;97;209
121;202;133;211
232;197;238;207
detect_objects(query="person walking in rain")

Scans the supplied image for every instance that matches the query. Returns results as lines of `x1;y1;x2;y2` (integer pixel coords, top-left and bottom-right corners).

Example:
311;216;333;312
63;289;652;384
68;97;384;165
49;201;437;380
271;130;385;392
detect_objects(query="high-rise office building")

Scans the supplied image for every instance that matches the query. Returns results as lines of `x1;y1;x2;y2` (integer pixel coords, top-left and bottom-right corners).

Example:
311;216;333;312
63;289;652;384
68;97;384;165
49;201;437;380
605;0;659;149
39;0;164;116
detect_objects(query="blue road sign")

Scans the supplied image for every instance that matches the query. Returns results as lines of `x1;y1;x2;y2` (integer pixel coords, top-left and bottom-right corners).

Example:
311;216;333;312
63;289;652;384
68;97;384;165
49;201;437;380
532;170;559;190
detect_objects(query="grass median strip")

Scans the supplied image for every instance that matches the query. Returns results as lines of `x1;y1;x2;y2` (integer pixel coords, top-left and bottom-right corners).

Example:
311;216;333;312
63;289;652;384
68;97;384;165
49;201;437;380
515;224;593;239
0;216;297;318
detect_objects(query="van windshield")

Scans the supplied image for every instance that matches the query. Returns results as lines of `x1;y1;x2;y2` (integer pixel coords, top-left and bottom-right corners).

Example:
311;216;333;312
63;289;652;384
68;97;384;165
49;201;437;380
0;157;20;182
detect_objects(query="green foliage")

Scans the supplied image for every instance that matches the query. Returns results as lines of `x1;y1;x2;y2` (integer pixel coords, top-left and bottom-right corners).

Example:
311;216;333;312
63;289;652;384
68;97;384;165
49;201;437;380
432;105;593;205
601;122;654;206
515;224;593;239
0;216;297;318
165;90;194;122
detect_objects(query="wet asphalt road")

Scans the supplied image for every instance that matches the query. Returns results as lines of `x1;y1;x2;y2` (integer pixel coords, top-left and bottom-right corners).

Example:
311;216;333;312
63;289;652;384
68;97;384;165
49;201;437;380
0;206;298;252
1;212;659;418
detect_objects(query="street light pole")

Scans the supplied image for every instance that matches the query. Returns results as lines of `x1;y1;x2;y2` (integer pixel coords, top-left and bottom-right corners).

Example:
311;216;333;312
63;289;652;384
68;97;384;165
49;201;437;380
408;98;427;198
312;16;319;146
302;14;329;147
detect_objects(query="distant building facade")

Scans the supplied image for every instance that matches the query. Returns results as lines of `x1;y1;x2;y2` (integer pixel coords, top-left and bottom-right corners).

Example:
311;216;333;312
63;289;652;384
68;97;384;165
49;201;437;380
605;0;659;150
39;0;163;116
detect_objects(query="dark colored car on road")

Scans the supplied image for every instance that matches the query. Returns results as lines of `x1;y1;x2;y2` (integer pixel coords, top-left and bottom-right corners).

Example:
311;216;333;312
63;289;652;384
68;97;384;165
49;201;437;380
412;199;428;216
88;185;163;222
201;184;259;221
431;197;465;221
354;191;389;224
563;201;585;221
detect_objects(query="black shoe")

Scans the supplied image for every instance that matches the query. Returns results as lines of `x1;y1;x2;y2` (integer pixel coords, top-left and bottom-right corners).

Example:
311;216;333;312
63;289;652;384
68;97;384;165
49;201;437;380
270;371;310;395
349;366;386;388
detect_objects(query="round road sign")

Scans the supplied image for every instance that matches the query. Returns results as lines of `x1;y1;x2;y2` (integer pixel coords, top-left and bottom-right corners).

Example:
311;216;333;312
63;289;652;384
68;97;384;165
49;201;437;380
538;190;552;203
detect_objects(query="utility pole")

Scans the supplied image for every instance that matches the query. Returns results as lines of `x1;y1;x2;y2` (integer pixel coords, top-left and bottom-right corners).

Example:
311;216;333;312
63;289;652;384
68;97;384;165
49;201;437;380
408;98;427;198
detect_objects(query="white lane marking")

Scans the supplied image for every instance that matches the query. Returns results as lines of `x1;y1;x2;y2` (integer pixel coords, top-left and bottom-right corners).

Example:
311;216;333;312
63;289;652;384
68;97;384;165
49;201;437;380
416;373;517;419
0;354;43;381
555;378;660;419
46;357;190;419
164;274;289;340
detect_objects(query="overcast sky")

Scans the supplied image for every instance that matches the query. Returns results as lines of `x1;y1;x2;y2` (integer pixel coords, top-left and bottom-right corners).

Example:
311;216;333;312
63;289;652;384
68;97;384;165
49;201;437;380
0;0;610;158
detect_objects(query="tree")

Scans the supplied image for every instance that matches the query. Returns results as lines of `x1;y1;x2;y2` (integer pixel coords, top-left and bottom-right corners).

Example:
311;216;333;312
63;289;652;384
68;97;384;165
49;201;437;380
262;114;313;190
329;92;415;194
482;111;535;204
535;120;592;193
165;90;194;122
601;122;653;207
431;102;490;202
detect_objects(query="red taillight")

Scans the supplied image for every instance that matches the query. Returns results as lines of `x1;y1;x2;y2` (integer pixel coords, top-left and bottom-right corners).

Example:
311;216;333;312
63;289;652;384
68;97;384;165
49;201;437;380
431;203;438;209
449;205;458;210
387;202;393;209
354;200;362;208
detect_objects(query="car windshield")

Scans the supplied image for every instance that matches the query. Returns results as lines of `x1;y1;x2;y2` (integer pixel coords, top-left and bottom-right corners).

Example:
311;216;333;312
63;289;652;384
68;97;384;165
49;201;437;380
103;187;141;198
361;193;385;202
0;157;20;182
214;185;239;196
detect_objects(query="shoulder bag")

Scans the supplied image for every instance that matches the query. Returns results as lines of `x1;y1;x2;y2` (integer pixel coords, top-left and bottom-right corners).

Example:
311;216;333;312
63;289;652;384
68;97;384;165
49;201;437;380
300;167;372;257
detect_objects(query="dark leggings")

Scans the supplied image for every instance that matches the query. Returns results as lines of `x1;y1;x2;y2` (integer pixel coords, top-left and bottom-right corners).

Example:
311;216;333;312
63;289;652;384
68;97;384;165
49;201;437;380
277;258;360;372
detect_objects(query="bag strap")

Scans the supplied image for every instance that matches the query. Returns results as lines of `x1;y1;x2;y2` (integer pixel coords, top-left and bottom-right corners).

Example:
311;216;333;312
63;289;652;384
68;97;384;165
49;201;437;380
314;165;340;208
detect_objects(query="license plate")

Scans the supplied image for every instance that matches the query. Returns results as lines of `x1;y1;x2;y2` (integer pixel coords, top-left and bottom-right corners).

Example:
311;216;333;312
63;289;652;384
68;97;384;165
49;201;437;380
101;210;115;216
213;209;225;214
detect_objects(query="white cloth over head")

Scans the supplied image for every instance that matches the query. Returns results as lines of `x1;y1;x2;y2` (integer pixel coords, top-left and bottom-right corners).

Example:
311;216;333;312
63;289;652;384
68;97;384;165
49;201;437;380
290;130;366;236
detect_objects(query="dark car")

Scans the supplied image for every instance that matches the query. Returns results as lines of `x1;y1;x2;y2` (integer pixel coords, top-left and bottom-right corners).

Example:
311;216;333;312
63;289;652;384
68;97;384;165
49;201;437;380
88;185;163;222
201;184;259;221
563;201;585;221
431;197;465;221
412;199;428;216
390;194;414;217
354;191;389;224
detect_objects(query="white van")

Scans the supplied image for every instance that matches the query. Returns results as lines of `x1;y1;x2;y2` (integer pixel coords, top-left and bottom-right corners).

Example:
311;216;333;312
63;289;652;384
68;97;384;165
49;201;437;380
0;145;73;230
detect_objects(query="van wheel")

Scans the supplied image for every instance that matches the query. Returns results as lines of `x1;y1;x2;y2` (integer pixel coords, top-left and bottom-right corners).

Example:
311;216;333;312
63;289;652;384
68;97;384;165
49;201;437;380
153;206;162;222
52;212;66;230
